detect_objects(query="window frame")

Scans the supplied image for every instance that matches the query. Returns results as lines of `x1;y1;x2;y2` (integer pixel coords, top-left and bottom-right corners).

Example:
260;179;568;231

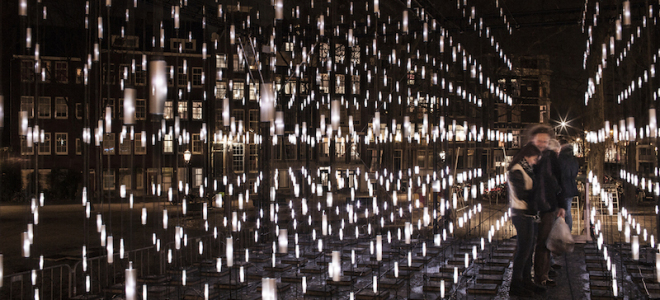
38;96;51;119
55;132;68;155
54;97;68;119
38;132;51;155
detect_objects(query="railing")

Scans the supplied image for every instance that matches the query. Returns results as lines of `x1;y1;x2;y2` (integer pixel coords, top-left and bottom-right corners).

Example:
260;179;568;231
2;264;71;300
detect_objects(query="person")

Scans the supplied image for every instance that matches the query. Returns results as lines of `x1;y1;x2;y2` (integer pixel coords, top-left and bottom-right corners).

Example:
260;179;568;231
508;143;546;297
528;125;566;287
558;140;579;232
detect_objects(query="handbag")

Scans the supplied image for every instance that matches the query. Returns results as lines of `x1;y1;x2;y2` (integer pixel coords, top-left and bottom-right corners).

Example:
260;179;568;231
546;217;575;254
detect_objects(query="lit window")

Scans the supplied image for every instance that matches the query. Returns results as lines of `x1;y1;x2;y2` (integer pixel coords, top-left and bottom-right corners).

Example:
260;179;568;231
216;81;227;99
163;134;173;153
192;101;203;120
216;54;228;69
164;101;174;120
178;102;188;119
233;54;244;72
193;168;203;187
38;97;51;119
335;44;346;64
232;81;245;100
249;83;259;101
320;73;329;93
249;144;258;172
55;133;68;155
335;74;345;94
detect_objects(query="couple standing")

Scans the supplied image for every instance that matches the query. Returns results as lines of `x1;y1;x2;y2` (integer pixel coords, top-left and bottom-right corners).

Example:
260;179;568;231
507;125;580;297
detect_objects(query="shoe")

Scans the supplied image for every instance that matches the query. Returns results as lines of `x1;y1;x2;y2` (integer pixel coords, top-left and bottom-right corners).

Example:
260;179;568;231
540;279;557;287
551;264;562;270
509;283;534;297
524;281;547;294
548;269;557;278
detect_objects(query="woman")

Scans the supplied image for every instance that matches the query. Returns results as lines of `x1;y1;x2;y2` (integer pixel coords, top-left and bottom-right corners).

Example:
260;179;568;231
508;143;546;297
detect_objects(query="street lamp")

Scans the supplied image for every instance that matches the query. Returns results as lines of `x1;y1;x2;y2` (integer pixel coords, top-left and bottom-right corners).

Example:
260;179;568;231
183;149;192;163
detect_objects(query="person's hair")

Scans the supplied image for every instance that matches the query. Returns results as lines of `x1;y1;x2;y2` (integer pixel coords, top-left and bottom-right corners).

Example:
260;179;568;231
526;124;555;141
507;142;542;171
559;139;569;145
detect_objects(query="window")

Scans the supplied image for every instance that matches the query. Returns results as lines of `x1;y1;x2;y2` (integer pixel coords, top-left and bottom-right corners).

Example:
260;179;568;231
55;97;68;119
76;138;82;155
285;140;297;160
232;81;245;100
135;168;144;190
394;149;402;170
135;65;146;86
164;101;174;119
76;103;83;119
177;66;187;86
320;73;330;93
38;97;51;119
119;168;132;190
417;150;426;169
192;134;202;154
75;68;84;84
103;98;115;119
284;81;296;95
163;134;173;153
134;132;146;155
216;82;228;99
178;102;188;119
21;60;34;82
119;134;131;155
193;168;203;187
216;54;228;69
166;66;174;86
249;144;258;172
41;61;51;82
335;138;345;157
335;44;346;64
103;133;115;155
319;43;330;60
350;143;360;161
162;168;173;193
55;133;68;155
300;81;310;94
136;99;146;120
351;45;361;65
321;137;330;157
351;75;360;94
232;109;244;125
249;83;259;101
103;169;115;190
284;42;294;51
249;109;259;132
335;74;345;94
170;38;196;51
192;101;203;120
54;61;68;83
21;136;34;155
39;133;51;155
233;54;244;72
192;67;203;86
233;144;244;172
103;63;115;85
21;96;34;118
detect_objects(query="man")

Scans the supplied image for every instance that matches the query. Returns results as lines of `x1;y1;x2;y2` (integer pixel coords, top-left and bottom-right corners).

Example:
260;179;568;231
558;140;579;232
528;125;566;287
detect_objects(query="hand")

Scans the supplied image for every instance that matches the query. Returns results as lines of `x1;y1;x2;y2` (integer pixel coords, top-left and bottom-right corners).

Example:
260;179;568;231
557;208;566;218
